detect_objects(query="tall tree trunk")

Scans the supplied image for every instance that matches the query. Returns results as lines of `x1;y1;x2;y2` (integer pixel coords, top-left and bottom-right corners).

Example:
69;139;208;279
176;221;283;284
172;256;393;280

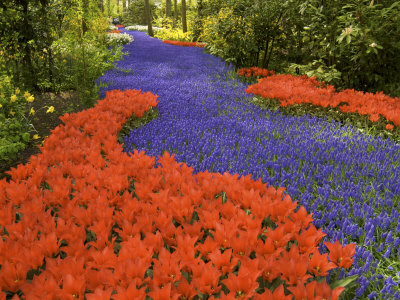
173;0;178;27
122;0;126;12
21;0;36;88
117;0;119;15
197;0;203;16
106;0;111;16
261;38;270;68
166;0;172;18
82;0;89;34
144;0;153;36
40;0;54;89
181;0;187;33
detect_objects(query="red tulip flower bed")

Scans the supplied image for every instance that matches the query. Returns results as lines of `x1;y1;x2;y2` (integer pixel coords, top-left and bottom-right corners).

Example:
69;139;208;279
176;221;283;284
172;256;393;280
108;30;122;34
115;25;124;28
241;67;400;127
238;67;275;78
163;40;206;48
0;90;354;299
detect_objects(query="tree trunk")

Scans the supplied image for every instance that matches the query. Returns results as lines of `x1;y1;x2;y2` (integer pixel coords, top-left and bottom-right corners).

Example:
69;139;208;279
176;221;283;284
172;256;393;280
181;0;187;33
117;0;119;15
261;38;269;68
144;0;153;36
265;37;276;69
106;0;110;16
82;0;89;34
122;0;126;12
166;0;172;18
21;0;36;88
197;0;203;17
173;0;178;27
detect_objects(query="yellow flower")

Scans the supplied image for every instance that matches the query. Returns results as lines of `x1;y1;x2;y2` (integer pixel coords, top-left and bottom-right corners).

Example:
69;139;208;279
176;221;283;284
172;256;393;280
26;95;35;103
10;95;17;102
15;88;20;94
342;26;354;36
46;106;55;113
29;107;35;115
24;91;31;98
0;104;2;108
10;110;15;116
33;134;40;139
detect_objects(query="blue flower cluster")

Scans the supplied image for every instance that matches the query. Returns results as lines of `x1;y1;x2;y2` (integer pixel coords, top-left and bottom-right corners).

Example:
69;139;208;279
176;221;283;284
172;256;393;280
99;30;400;299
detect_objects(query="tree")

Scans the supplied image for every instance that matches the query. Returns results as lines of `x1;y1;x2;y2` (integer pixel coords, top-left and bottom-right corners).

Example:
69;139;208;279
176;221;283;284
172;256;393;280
181;0;187;32
144;0;153;36
173;0;178;27
166;0;172;17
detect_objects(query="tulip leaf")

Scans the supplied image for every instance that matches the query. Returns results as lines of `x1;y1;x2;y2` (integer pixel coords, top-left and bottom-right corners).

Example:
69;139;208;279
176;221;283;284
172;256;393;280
330;274;358;289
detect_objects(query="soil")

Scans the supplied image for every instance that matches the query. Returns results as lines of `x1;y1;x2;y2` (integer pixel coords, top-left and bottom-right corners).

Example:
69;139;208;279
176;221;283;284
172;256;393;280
0;91;86;180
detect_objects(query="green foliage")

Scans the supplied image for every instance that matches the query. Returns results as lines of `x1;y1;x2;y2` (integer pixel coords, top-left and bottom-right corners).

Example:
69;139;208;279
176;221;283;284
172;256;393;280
0;76;33;163
50;4;125;107
154;16;175;29
0;0;125;107
199;0;284;69
154;25;193;42
200;3;254;67
286;60;342;86
333;1;400;95
196;0;400;96
122;0;158;26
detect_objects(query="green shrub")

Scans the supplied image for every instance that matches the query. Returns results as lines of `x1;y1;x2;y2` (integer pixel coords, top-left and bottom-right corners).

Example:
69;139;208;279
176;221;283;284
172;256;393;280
50;13;125;107
0;76;35;162
286;60;342;86
154;26;193;42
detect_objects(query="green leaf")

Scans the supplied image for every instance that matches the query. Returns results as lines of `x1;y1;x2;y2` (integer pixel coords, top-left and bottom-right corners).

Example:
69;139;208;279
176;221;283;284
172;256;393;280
22;132;30;142
330;274;358;290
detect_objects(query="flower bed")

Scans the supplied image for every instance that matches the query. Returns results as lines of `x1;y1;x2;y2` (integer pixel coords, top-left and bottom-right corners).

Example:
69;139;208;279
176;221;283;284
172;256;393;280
163;40;206;47
105;32;133;46
125;25;162;32
241;67;400;127
0;89;353;298
100;31;400;299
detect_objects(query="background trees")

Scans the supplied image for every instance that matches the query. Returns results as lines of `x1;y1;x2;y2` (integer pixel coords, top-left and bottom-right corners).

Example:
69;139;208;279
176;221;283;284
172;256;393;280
0;0;123;102
195;0;400;96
